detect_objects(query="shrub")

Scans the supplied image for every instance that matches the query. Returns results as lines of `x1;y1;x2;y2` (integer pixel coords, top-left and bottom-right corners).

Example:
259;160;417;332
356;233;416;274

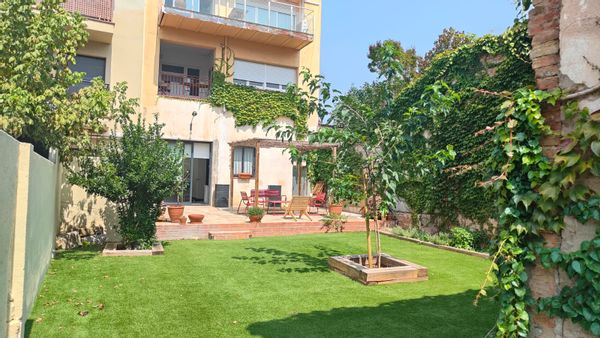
430;232;452;246
450;227;474;250
70;113;182;248
472;229;490;251
247;207;265;217
321;213;348;232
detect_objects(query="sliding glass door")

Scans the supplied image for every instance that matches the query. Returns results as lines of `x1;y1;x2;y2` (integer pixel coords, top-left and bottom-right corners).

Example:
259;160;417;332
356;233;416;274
167;142;211;204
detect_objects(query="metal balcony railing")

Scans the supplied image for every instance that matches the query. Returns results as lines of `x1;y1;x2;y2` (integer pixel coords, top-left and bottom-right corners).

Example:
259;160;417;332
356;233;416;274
158;72;211;99
63;0;114;23
164;0;314;35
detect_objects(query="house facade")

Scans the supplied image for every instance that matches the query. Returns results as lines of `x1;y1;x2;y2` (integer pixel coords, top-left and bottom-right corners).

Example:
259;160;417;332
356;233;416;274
61;0;322;232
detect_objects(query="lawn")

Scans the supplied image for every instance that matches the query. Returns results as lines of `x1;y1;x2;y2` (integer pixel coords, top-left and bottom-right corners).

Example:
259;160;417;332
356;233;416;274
27;233;498;337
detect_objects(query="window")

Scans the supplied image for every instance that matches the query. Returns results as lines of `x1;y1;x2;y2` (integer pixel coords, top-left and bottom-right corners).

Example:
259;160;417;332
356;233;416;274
233;60;296;91
69;55;106;92
233;147;255;176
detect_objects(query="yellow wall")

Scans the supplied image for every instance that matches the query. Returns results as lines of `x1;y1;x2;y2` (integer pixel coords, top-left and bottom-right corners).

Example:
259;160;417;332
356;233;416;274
62;0;323;230
0;131;61;338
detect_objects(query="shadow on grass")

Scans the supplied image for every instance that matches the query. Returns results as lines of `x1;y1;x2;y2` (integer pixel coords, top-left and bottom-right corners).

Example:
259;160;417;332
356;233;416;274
232;245;344;273
53;245;103;261
24;319;33;338
247;290;497;338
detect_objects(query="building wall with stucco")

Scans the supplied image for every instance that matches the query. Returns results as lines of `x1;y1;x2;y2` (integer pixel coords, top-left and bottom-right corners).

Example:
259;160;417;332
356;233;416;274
60;0;322;235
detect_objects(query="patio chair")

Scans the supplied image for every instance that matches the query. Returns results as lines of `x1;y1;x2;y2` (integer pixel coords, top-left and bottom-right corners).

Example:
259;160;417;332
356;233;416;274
237;191;253;214
283;196;312;221
309;192;327;214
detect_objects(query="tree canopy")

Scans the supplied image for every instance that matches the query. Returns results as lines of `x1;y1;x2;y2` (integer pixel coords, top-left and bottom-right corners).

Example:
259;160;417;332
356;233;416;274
0;0;114;161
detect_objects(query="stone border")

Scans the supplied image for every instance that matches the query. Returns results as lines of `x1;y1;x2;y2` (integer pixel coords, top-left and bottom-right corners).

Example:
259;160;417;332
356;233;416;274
380;231;490;259
102;242;164;257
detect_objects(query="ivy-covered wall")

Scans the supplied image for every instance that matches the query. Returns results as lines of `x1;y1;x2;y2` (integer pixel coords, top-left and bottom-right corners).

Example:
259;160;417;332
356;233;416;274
208;74;308;134
394;22;535;227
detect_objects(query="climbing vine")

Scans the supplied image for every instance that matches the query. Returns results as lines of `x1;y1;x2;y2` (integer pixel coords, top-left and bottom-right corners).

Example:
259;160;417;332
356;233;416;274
477;88;600;337
394;21;534;227
208;74;308;132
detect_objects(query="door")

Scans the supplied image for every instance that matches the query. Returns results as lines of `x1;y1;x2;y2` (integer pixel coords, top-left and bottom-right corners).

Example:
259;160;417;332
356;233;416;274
167;142;212;204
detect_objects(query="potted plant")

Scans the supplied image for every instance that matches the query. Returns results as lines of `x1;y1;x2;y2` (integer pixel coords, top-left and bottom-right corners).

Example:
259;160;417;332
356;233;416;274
328;174;362;215
247;206;265;223
168;156;188;223
321;213;348;232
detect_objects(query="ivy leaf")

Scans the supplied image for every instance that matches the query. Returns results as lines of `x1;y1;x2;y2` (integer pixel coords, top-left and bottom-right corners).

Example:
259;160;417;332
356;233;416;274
571;260;583;274
539;183;560;201
568;185;590;202
591;322;600;336
591;141;600;157
555;153;581;168
513;192;537;210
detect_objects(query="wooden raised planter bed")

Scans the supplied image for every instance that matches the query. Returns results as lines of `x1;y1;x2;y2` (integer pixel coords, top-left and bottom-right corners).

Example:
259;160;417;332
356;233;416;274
102;242;164;257
328;254;428;285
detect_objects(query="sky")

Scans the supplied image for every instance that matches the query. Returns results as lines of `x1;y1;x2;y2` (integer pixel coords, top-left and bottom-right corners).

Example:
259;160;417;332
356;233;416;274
320;0;520;94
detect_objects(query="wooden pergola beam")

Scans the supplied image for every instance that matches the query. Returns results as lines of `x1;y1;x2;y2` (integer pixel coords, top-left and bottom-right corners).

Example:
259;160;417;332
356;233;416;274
254;141;260;207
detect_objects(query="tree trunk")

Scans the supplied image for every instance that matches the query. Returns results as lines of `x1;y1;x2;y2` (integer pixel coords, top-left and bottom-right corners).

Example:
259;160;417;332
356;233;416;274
362;172;373;268
374;210;382;268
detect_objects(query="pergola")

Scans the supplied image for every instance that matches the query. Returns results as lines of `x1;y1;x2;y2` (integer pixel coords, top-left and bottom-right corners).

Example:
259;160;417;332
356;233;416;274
228;138;338;207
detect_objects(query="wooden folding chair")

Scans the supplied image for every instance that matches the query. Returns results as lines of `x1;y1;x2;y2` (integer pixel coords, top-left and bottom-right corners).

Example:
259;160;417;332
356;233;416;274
283;196;312;221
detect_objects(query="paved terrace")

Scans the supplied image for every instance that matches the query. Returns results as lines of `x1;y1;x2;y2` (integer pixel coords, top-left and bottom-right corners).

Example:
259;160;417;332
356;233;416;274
157;206;368;240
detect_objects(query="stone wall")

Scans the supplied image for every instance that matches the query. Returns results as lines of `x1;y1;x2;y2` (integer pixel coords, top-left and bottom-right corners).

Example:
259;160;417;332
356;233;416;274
527;0;599;337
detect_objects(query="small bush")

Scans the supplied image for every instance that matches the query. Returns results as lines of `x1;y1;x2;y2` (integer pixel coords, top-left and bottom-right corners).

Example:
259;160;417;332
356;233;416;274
430;232;452;246
321;213;348;232
70;110;182;248
472;229;490;250
450;227;474;250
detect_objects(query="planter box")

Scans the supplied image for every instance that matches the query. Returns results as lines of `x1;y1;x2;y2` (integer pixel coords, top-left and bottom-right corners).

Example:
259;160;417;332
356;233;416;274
328;254;428;285
102;242;164;257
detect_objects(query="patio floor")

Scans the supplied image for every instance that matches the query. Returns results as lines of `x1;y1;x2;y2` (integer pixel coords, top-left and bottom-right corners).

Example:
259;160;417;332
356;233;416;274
156;206;369;240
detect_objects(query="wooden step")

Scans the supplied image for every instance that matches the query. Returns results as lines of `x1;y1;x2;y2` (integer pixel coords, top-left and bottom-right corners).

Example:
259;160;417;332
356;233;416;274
208;230;252;240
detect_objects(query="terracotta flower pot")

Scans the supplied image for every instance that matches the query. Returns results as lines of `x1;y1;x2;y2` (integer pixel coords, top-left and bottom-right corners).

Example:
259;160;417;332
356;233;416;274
249;215;263;223
238;173;252;180
329;204;343;215
188;214;205;224
167;205;185;223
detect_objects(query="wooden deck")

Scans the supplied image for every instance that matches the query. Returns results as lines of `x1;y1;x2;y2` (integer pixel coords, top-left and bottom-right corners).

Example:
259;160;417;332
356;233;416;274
156;206;367;240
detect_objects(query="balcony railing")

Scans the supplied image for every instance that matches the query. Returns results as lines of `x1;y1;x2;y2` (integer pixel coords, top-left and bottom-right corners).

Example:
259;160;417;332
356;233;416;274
164;0;314;35
158;72;211;99
63;0;113;23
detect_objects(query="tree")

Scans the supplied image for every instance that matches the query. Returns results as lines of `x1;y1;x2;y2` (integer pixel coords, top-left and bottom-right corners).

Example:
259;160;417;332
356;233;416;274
69;85;182;248
368;39;420;84
0;0;113;161
419;27;475;70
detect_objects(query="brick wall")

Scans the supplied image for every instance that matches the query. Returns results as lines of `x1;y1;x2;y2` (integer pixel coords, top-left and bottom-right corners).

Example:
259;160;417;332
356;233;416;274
527;1;597;337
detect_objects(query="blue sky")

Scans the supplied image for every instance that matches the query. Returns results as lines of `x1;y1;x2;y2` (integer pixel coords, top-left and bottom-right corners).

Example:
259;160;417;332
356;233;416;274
320;0;519;93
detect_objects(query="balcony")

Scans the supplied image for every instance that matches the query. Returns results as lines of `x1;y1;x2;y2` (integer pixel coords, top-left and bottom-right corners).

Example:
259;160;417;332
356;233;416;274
159;0;314;50
63;0;113;23
158;42;213;99
62;0;114;43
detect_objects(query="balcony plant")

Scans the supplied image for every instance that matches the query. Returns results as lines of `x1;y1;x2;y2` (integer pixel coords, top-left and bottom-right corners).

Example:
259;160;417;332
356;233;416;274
238;172;252;180
247;206;265;223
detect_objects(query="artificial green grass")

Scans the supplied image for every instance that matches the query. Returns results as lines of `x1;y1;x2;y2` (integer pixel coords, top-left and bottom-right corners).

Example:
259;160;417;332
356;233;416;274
27;233;498;337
